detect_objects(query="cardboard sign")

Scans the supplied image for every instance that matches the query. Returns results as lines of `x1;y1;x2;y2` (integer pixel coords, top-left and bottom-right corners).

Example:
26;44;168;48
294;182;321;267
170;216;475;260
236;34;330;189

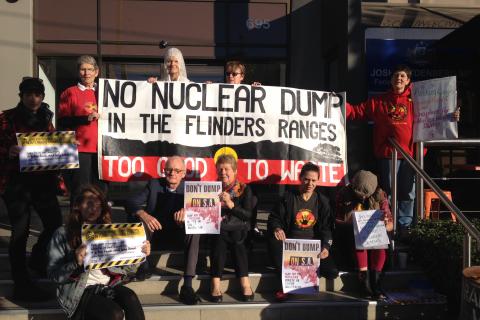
353;210;390;250
82;223;146;270
184;181;222;234
16;131;79;172
282;239;321;294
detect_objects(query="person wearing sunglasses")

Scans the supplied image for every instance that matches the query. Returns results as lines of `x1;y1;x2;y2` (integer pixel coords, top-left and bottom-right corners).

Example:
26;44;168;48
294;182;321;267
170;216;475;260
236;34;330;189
126;156;201;305
0;77;62;301
224;60;261;86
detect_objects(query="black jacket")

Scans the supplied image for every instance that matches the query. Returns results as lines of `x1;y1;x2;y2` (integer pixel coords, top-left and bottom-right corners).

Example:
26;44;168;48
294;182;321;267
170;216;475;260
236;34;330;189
267;189;334;250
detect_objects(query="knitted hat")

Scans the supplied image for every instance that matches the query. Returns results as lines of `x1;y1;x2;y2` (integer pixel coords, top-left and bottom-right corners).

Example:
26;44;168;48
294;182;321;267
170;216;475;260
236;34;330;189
19;77;45;95
351;170;378;199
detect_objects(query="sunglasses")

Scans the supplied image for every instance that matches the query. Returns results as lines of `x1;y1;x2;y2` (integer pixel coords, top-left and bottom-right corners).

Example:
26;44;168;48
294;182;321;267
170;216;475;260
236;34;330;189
225;72;242;77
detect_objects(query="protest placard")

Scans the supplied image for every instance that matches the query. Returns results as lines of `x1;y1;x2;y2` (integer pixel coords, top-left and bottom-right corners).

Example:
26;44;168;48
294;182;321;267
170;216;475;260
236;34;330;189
353;210;390;250
82;223;146;270
16;131;79;172
412;76;458;142
282;239;321;294
98;80;347;186
184;181;222;234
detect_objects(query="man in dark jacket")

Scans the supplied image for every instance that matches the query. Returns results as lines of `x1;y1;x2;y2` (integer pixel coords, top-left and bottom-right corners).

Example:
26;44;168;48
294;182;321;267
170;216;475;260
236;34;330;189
127;156;200;304
267;162;338;300
0;77;62;301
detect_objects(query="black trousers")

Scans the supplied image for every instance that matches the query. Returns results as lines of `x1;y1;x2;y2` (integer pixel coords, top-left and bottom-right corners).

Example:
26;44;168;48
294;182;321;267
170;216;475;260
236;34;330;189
71;285;144;320
67;152;108;203
210;229;249;278
268;237;338;280
3;175;62;285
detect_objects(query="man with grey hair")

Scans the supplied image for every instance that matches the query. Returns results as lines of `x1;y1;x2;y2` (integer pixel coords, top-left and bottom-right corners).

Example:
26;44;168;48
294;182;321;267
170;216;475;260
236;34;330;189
127;156;201;305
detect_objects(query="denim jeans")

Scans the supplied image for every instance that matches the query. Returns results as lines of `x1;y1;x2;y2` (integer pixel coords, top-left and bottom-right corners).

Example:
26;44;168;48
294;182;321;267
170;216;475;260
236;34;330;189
378;159;415;228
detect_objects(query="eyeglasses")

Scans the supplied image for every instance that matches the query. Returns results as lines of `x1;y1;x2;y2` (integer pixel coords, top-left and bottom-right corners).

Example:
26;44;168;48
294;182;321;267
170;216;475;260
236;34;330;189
164;168;184;174
225;72;242;77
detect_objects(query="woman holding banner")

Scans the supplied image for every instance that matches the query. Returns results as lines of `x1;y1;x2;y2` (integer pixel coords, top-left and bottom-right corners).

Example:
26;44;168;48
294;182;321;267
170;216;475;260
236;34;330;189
147;47;190;83
58;55;106;204
335;170;393;300
47;185;150;320
210;154;255;302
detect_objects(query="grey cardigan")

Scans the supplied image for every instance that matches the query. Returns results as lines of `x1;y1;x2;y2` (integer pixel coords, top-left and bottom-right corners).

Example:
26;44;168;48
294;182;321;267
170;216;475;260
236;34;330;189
47;226;138;317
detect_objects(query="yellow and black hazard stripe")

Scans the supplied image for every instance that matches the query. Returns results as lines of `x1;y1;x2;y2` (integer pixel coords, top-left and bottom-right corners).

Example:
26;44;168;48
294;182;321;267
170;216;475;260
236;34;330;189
86;257;146;270
16;131;76;145
20;163;79;172
82;223;143;230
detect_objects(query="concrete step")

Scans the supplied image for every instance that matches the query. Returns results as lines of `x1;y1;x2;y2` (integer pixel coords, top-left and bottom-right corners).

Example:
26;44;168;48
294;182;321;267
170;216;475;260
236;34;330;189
0;291;448;320
0;269;428;297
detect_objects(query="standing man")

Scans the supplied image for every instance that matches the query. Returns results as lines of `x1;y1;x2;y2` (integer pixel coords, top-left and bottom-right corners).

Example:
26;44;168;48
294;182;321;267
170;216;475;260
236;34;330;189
267;162;338;301
127;156;201;305
346;65;459;234
0;78;62;301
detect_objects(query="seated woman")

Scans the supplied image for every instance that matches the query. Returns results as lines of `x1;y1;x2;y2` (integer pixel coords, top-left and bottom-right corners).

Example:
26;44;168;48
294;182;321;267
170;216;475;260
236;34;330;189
47;185;150;320
335;170;393;300
210;154;254;302
148;47;189;82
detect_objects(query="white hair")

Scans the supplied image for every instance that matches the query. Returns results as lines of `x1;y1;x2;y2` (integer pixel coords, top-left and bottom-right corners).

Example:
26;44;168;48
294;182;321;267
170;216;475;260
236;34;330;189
160;47;189;82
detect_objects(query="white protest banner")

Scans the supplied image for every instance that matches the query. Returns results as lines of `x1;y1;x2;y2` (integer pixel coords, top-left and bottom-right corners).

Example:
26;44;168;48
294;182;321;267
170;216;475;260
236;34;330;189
98;79;347;186
353;210;390;250
184;181;222;234
82;223;146;270
16;131;79;172
282;239;321;294
412;76;458;142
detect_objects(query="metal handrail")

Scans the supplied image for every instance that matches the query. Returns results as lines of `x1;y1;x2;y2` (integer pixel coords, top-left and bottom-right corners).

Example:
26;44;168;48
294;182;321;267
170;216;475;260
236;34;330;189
389;138;480;267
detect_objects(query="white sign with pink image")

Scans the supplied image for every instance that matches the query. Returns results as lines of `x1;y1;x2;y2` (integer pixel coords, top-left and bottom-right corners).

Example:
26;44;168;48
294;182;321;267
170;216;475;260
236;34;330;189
184;181;222;234
282;239;321;294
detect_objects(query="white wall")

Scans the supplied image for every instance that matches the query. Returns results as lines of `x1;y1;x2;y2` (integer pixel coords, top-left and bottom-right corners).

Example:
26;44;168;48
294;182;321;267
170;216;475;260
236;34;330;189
0;0;33;111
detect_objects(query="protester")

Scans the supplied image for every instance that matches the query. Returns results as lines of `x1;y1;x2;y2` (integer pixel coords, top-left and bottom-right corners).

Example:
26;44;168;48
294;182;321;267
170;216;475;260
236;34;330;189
0;77;62;301
148;47;189;83
335;170;393;299
47;185;150;320
58;55;106;203
210;154;254;302
224;60;261;86
127;156;201;305
267;162;338;301
346;65;459;235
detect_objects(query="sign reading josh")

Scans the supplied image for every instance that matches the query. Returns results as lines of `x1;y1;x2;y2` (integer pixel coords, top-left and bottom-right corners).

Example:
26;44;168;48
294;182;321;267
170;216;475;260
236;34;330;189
412;76;458;142
98;79;347;186
282;239;321;294
16;131;79;172
353;210;390;250
82;223;147;270
184;181;222;234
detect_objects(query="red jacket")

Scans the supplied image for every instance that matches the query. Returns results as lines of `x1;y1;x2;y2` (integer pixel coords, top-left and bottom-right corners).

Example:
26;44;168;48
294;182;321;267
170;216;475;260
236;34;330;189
346;87;414;159
58;85;98;153
0;103;56;194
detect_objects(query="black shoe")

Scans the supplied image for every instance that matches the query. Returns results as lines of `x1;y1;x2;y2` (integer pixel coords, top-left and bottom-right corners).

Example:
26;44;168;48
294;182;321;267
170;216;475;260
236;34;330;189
242;292;255;302
135;262;153;281
13;283;52;302
179;285;200;305
370;271;386;300
210;293;223;303
358;271;373;298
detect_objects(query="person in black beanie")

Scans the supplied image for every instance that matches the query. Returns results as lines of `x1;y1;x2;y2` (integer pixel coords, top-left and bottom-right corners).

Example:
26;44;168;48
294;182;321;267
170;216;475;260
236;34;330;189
0;77;62;301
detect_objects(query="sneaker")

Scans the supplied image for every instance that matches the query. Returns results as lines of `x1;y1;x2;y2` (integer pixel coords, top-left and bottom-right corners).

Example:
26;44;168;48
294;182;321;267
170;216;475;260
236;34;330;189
274;290;288;302
179;285;200;305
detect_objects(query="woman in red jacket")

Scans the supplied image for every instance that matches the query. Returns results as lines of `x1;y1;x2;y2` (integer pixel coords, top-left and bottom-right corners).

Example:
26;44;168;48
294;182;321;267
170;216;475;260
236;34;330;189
58;55;106;203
